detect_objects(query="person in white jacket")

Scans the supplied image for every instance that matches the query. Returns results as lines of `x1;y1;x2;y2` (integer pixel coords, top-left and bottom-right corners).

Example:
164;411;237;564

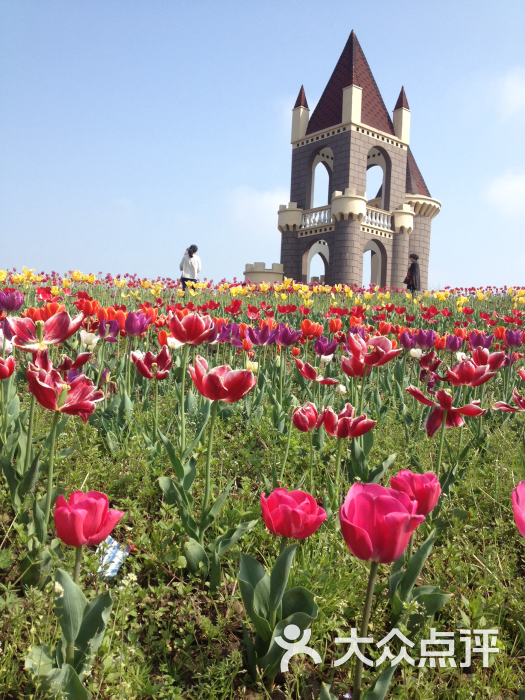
179;244;201;291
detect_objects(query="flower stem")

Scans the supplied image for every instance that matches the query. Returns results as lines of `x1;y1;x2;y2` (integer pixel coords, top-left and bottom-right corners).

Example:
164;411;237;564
153;379;158;439
180;344;189;456
407;532;415;561
73;545;82;585
24;394;37;473
279;414;292;484
334;437;344;506
43;411;61;533
353;560;379;700
200;400;218;536
95;340;106;387
436;409;447;480
279;536;288;554
309;431;315;496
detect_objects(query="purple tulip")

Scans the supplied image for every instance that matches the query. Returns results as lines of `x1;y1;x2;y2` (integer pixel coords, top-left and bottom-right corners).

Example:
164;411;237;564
400;330;416;351
348;326;367;340
469;331;493;351
505;329;522;348
124;312;150;337
415;329;437;351
245;325;276;346
0;290;25;312
314;335;338;357
98;319;120;343
504;351;520;367
275;323;302;347
218;323;242;348
446;335;463;352
1;319;14;341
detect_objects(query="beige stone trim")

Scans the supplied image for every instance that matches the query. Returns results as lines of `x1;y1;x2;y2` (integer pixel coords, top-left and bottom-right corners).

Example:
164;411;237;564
297;225;334;238
244;263;284;284
342;85;362;125
291;106;310;143
331;188;367;222
360;225;393;240
393;203;415;234
393;107;411;144
292;121;407;149
404;194;441;219
278;202;303;232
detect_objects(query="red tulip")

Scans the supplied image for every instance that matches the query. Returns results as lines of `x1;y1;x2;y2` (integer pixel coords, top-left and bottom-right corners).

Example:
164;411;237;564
389;469;441;516
261;487;327;539
0;356;15;380
339;483;425;563
446;360;495;387
188;355;256;403
341;354;367;378
292;402;322;432
471;347;506;371
27;363;104;424
295;359;339;386
132;345;172;380
54;490;124;547
329;318;343;333
492;388;525;413
169;312;215;345
407;386;486;437
322;404;376;439
8;312;83;352
512;482;525;537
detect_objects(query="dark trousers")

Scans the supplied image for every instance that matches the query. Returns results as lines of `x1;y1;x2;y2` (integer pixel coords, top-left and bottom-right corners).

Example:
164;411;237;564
181;277;197;291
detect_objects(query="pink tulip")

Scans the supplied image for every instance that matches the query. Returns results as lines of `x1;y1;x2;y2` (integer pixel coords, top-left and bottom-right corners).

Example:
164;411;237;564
322;404;376;439
261;488;326;539
291;402;322;432
54;491;124;547
339;483;424;563
295;358;339;386
188;355;257;403
512;482;525;537
389;469;441;516
407;386;486;437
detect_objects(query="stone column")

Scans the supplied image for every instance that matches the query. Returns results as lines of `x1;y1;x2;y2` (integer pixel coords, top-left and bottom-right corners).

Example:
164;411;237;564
407;215;431;290
391;230;410;290
329;218;362;285
280;230;302;281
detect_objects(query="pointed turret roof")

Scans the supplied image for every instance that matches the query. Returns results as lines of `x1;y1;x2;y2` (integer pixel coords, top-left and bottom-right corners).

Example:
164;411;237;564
405;147;431;197
394;86;410;111
306;30;394;136
294;85;309;109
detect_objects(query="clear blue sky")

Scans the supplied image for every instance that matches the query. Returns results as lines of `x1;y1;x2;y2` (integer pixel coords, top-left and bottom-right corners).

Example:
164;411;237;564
1;1;524;287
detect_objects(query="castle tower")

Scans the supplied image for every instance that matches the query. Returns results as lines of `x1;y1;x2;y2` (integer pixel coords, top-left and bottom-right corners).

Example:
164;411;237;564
278;31;440;289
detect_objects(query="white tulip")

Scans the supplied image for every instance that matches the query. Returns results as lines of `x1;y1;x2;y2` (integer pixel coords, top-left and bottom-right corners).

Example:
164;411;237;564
167;337;185;350
80;330;99;351
409;348;422;359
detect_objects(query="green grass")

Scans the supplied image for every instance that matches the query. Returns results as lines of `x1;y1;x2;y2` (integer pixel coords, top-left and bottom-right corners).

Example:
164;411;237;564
2;365;525;699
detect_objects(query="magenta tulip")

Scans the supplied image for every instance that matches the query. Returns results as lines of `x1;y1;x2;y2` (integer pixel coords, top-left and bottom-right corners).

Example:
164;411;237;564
512;482;525;537
261;488;327;539
322;404;376;439
389;469;441;516
339;483;425;563
291;402;322;432
54;491;124;547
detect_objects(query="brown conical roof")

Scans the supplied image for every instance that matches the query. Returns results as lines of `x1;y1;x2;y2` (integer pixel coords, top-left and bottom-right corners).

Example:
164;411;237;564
306;30;394;136
394;86;410;110
405;147;431;197
294;85;309;109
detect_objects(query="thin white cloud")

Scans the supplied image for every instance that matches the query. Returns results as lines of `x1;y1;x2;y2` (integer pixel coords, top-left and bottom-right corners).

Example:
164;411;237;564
487;170;525;215
497;68;525;121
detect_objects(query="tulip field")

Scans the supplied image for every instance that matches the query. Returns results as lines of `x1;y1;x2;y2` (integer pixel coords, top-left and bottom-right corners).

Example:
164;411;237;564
3;271;525;699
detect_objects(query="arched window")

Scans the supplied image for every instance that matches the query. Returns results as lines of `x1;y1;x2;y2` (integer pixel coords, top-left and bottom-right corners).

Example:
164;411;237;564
302;239;330;283
362;240;384;287
366;147;390;211
309;148;333;208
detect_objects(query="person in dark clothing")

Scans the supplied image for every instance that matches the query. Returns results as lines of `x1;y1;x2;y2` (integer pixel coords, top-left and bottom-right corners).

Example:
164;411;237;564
405;253;421;292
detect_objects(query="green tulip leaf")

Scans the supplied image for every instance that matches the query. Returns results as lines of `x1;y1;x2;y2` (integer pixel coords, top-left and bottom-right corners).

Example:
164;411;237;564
320;683;337;700
411;586;452;616
182;400;211;460
158;431;185;480
54;569;87;646
207;519;258;556
238;553;272;641
24;645;53;677
269;544;297;619
281;586;317;620
397;531;437;602
182;537;209;576
362;662;399;700
38;663;91;700
73;592;113;680
200;478;234;534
